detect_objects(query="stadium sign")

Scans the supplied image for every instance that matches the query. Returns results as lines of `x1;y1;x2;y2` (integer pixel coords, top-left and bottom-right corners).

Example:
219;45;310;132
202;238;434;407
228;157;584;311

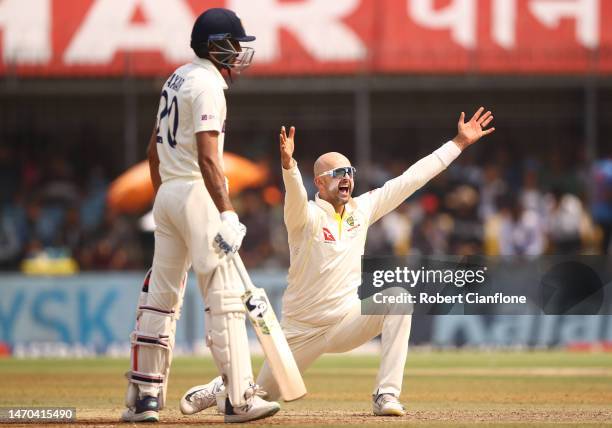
0;0;611;76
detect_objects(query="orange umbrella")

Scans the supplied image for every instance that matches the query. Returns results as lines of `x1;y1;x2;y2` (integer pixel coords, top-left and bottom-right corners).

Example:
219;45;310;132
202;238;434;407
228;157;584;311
108;153;269;214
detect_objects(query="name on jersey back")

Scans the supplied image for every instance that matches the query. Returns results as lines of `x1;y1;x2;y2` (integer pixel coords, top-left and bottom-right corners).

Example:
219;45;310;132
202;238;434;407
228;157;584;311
167;73;185;92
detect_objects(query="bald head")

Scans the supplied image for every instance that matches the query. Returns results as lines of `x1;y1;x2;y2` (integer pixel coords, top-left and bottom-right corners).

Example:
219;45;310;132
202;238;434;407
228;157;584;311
313;152;352;177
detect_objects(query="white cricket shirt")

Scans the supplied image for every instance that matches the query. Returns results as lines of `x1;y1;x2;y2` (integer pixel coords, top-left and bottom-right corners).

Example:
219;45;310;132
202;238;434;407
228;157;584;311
281;142;461;326
156;57;228;182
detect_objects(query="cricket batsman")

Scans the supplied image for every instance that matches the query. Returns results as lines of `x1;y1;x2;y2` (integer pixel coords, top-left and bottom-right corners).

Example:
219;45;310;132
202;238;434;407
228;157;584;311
180;108;495;416
121;8;280;423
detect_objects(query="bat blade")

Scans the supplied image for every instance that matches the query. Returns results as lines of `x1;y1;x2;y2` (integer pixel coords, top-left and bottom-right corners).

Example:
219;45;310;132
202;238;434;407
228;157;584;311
243;288;307;401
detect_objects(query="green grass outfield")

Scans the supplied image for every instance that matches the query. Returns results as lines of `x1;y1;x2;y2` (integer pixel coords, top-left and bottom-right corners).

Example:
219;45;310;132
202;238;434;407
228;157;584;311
1;351;612;427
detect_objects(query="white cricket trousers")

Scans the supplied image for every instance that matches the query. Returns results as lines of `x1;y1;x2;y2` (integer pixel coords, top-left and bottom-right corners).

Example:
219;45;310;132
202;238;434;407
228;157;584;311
256;301;412;400
145;179;224;316
152;178;223;279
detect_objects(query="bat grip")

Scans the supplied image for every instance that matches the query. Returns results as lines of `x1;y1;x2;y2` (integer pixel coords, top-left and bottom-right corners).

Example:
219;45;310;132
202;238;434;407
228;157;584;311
231;254;255;292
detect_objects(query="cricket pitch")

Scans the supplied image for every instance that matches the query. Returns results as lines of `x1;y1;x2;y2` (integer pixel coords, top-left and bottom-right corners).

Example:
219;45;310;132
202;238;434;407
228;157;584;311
1;351;611;427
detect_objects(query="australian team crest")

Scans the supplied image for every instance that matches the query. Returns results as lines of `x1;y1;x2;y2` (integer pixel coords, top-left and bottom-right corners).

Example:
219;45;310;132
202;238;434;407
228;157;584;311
345;215;361;232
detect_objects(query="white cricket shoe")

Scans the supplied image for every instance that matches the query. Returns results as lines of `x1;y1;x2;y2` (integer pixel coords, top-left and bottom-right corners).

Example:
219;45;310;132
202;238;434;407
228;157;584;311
224;384;280;423
180;376;224;415
372;393;406;416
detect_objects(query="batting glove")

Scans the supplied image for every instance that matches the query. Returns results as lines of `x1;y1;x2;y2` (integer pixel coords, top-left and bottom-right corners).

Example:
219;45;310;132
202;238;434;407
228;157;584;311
214;211;247;257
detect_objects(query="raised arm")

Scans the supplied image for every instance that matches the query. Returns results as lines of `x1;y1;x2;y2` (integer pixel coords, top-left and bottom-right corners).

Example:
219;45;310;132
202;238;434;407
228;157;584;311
280;126;311;233
366;107;495;224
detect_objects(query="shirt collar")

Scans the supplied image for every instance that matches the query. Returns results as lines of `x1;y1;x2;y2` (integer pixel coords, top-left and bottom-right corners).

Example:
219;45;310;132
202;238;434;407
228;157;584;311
192;57;228;90
315;194;357;218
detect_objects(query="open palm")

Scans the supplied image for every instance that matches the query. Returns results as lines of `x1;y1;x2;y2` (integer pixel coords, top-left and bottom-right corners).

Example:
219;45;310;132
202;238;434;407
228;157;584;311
454;107;495;150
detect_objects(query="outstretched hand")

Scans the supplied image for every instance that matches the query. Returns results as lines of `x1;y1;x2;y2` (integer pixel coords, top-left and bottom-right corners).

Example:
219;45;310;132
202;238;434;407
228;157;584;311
453;107;495;151
280;126;296;169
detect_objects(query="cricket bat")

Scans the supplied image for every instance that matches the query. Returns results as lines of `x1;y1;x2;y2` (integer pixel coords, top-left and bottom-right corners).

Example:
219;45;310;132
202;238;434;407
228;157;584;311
231;255;307;402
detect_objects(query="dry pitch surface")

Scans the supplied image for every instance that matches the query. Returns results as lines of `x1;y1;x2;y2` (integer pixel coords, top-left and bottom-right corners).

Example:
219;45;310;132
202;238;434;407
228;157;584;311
1;351;612;427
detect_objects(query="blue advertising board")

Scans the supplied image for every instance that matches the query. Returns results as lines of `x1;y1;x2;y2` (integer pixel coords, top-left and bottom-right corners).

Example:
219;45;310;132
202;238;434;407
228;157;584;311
1;271;611;355
0;271;287;356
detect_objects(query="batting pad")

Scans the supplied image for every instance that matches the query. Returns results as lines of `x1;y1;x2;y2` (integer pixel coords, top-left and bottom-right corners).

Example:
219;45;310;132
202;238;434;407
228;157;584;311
204;261;254;408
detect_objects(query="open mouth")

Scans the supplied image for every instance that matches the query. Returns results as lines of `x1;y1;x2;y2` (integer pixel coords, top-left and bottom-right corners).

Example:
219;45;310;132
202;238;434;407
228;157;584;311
338;184;350;196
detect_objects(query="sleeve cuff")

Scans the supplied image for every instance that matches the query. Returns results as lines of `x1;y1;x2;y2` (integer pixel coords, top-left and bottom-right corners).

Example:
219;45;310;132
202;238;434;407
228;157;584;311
282;161;300;175
194;120;222;134
434;141;462;167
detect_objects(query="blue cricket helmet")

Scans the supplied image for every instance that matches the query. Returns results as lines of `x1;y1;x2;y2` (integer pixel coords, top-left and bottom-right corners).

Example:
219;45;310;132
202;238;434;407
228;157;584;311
190;8;255;72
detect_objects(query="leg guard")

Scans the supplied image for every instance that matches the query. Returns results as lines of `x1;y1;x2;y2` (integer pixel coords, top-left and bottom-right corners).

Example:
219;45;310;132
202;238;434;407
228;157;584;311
159;271;187;407
125;269;187;410
203;261;253;408
126;307;174;408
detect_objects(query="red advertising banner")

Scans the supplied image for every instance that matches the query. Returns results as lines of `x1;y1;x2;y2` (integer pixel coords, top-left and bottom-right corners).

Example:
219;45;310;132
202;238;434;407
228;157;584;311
0;0;611;77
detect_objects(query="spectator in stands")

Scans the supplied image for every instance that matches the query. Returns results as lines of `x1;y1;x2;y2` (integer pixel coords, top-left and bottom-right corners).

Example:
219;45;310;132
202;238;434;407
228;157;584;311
545;189;583;254
520;160;545;215
380;202;412;256
0;146;19;206
591;155;612;254
0;204;22;267
446;185;483;255
497;194;545;256
80;209;143;270
410;194;450;256
478;164;507;220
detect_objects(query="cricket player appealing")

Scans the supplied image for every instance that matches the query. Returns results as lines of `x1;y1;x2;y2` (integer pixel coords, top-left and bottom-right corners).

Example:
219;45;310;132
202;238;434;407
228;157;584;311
179;108;495;416
121;8;281;423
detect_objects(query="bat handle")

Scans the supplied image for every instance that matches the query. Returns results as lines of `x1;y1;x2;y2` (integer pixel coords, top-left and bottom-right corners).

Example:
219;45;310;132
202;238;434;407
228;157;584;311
230;253;255;292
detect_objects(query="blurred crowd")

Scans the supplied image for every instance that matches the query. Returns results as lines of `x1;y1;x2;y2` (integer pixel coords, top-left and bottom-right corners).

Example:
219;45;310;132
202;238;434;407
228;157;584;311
1;143;612;273
0;145;144;272
366;150;612;259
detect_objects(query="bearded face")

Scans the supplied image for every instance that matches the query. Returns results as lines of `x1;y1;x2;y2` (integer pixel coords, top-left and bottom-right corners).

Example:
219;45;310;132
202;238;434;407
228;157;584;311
316;167;354;207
